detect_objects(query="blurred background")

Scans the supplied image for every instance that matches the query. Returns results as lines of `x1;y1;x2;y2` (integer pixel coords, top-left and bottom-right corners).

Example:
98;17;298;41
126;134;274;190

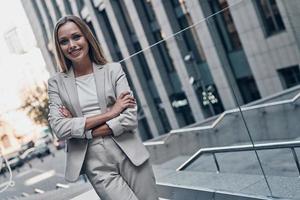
0;0;300;199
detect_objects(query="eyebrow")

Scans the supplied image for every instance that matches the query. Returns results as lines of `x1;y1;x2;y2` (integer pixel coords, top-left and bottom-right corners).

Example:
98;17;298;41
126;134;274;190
58;32;82;40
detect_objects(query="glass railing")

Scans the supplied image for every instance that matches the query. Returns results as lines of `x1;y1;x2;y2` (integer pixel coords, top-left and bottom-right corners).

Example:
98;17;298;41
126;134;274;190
117;0;300;199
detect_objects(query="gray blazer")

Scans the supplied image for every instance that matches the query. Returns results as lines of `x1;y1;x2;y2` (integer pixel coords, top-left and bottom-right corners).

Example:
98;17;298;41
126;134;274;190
48;62;150;182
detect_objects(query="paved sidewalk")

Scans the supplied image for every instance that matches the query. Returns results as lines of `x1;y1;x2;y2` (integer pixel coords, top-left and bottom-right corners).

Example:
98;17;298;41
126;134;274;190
18;182;92;200
71;189;99;200
71;190;167;200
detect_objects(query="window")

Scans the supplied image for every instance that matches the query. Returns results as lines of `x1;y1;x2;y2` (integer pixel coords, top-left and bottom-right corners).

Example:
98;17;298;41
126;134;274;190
63;0;73;15
85;20;96;37
154;98;172;132
170;92;195;125
51;0;62;19
138;0;176;72
170;0;206;62
32;1;51;43
278;65;300;89
41;0;54;31
209;0;242;52
76;0;84;11
138;117;153;141
133;43;153;81
237;76;261;103
100;10;122;61
113;0;136;38
256;0;285;36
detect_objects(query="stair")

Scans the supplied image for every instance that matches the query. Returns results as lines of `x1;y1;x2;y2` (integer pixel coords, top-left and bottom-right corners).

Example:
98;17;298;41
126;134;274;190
152;155;300;199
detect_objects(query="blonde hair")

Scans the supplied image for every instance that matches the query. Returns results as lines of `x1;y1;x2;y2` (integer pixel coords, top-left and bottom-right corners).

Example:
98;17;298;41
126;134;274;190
53;15;107;72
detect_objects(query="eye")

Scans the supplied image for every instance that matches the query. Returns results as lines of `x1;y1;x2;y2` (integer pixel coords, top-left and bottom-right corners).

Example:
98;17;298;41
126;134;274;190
72;34;81;40
59;39;68;45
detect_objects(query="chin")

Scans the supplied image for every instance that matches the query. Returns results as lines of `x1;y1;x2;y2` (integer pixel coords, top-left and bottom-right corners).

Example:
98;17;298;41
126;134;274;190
69;55;83;63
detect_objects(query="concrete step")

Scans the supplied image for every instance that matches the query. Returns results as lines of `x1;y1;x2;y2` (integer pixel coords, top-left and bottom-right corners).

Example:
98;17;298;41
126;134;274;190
153;166;299;199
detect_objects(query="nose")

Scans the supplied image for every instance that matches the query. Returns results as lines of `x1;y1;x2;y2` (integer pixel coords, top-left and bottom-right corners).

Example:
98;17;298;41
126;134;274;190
68;40;77;50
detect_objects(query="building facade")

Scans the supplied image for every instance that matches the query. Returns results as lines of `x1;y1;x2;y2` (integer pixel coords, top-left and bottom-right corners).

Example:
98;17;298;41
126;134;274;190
21;0;300;140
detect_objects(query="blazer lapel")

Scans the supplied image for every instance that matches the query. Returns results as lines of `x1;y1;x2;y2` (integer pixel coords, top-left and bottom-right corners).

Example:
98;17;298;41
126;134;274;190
63;67;83;117
93;63;107;112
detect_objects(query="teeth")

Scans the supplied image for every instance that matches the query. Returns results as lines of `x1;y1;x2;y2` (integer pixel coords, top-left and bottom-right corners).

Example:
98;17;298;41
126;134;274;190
70;49;80;55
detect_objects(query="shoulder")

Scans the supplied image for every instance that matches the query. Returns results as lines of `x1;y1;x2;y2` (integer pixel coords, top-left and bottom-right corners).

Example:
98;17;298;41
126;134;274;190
48;72;65;85
104;62;125;80
105;62;122;73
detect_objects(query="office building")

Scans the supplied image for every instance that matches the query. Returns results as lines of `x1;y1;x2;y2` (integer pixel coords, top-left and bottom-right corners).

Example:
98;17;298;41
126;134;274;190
22;0;300;140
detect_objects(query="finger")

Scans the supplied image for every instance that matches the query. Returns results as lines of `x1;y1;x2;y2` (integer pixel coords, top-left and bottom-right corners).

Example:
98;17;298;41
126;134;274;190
62;108;71;116
124;101;136;107
122;95;135;101
122;99;133;105
62;111;68;117
125;103;136;108
126;99;136;104
119;91;130;99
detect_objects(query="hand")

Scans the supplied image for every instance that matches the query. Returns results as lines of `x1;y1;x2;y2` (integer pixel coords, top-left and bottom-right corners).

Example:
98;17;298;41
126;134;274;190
59;106;72;118
109;91;136;117
91;124;112;138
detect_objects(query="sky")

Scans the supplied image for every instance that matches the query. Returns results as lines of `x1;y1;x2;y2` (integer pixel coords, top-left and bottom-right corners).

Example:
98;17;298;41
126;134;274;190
0;0;50;135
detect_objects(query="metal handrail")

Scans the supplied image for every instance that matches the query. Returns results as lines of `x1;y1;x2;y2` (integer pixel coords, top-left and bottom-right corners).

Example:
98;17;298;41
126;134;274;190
176;140;300;176
143;91;300;146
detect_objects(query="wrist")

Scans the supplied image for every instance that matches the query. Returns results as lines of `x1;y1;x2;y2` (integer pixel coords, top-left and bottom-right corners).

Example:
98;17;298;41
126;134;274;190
107;109;118;118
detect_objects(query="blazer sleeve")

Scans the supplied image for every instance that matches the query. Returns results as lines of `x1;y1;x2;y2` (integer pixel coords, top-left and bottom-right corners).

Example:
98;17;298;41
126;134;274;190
106;63;138;137
48;76;87;140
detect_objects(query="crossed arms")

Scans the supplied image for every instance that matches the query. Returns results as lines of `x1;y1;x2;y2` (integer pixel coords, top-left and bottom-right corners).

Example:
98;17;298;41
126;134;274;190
59;91;135;138
48;64;137;140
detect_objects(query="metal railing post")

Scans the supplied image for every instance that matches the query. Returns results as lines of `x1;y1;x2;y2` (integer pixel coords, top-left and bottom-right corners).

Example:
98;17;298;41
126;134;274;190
212;153;220;173
291;147;300;177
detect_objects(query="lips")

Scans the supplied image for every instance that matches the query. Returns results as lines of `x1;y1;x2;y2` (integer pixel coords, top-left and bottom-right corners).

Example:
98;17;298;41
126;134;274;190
69;49;82;57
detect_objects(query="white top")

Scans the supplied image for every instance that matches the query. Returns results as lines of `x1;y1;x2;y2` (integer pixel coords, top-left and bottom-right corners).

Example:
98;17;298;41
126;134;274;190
75;73;101;117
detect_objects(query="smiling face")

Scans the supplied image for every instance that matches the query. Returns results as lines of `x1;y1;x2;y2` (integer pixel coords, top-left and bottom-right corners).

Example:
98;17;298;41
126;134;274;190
57;21;90;64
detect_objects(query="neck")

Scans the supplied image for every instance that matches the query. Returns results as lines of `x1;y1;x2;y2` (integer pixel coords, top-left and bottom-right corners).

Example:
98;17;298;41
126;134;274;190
72;57;93;77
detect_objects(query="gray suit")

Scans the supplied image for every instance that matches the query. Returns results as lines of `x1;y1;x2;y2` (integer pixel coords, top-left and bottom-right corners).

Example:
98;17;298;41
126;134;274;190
47;62;150;183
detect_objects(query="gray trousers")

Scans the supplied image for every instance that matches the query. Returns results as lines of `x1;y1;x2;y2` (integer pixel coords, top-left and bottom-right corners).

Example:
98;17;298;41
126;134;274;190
82;135;159;200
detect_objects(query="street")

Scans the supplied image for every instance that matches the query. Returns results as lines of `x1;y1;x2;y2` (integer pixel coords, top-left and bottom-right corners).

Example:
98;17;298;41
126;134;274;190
0;145;89;200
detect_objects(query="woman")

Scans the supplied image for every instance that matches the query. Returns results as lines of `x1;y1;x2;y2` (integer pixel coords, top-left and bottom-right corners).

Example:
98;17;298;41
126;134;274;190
48;15;158;200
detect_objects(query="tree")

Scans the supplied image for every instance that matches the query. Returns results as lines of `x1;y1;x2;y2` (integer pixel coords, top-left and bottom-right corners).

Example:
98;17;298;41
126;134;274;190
20;82;49;127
